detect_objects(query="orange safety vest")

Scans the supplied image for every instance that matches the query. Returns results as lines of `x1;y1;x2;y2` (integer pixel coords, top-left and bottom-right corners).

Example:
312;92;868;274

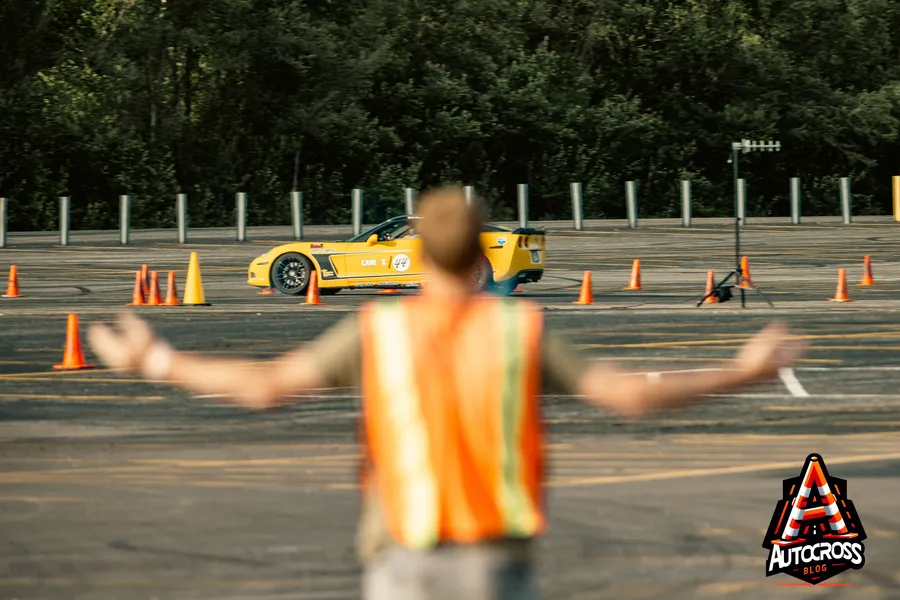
359;295;546;550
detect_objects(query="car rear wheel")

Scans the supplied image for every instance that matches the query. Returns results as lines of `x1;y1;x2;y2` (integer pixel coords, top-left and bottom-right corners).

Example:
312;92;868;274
270;252;313;296
491;278;518;297
472;257;494;291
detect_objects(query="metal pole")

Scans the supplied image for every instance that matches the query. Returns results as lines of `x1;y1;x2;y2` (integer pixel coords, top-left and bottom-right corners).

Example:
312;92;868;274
681;180;691;227
625;181;637;229
570;182;583;231
291;191;303;240
0;197;7;248
59;196;70;246
464;185;474;205
790;177;801;225
517;184;529;228
737;178;747;227
119;195;130;245
840;177;852;224
405;188;415;215
893;176;900;223
176;193;187;243
733;145;745;307
352;188;363;236
236;192;247;242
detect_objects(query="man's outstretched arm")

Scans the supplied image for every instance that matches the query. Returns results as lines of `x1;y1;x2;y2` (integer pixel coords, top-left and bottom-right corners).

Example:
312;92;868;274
87;312;354;410
576;321;804;418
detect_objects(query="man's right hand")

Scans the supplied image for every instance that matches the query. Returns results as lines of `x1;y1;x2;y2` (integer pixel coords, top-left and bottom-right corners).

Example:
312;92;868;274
734;321;806;384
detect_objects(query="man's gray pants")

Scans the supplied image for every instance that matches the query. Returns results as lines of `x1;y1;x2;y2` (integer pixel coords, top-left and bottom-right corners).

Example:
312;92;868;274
363;541;540;600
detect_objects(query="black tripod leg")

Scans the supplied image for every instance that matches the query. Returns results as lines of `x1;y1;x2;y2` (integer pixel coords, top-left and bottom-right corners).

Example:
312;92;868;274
695;271;737;307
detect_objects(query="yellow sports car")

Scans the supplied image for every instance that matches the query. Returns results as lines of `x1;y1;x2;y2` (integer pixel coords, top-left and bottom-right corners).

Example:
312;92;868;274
247;215;546;296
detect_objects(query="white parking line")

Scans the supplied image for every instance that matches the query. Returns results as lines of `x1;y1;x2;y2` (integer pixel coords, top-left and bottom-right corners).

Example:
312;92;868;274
778;368;810;397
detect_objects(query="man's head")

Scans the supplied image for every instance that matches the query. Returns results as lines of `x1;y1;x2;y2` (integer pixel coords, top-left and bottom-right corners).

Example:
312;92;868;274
414;185;487;281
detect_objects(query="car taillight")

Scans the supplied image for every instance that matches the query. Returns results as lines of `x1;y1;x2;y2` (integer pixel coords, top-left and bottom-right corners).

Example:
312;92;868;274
518;237;524;247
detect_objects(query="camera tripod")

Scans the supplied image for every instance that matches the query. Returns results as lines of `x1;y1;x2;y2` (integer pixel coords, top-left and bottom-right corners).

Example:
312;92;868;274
695;140;779;309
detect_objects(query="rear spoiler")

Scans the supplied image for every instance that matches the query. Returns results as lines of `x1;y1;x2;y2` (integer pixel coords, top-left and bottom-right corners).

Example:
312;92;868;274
511;227;546;235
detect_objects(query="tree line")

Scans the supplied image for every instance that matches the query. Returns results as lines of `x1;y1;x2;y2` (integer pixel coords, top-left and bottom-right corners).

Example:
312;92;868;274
2;0;899;231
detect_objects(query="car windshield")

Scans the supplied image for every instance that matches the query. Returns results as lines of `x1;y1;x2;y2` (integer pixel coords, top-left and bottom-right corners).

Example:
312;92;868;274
347;216;510;242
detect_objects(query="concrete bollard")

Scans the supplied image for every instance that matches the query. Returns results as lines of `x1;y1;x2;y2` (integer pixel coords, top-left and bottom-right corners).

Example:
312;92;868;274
625;181;637;228
236;192;247;242
405;188;416;215
0;197;7;248
840;177;851;224
464;185;474;205
352;188;363;236
681;180;691;227
59;196;71;246
517;184;529;228
790;177;801;225
570;182;583;231
176;193;187;243
291;191;303;240
119;195;130;245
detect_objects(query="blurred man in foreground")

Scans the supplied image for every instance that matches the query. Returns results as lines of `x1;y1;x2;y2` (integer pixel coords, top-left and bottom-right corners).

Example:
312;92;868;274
88;185;804;599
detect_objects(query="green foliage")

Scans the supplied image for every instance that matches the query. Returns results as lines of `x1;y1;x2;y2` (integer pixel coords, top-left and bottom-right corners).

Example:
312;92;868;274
0;0;898;230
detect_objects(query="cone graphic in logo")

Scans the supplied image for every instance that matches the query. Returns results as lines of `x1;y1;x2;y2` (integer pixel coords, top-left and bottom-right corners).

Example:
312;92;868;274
828;268;853;302
623;259;642;290
163;271;180;306
140;264;150;296
735;256;755;289
53;314;94;370
304;270;322;305
857;255;875;286
703;270;719;304
146;271;162;305
127;271;145;306
182;252;210;306
2;265;21;298
574;271;594;305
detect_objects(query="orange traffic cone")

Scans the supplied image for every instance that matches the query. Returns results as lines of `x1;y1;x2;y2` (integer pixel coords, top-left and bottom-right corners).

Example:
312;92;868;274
623;259;642;290
735;256;755;289
163;271;180;306
257;287;275;295
574;271;594;305
127;271;145;306
146;271;162;305
378;289;400;294
828;268;853;302
2;265;21;298
304;270;323;305
703;270;719;304
140;264;150;296
857;255;875;286
53;314;94;370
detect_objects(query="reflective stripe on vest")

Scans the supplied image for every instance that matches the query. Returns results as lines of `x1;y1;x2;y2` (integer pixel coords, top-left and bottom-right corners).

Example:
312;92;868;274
361;297;544;549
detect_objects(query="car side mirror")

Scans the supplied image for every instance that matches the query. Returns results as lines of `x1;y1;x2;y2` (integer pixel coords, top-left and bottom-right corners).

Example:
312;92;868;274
366;233;378;247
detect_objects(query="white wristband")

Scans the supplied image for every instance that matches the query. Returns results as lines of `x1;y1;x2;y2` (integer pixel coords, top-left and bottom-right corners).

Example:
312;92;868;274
142;341;174;381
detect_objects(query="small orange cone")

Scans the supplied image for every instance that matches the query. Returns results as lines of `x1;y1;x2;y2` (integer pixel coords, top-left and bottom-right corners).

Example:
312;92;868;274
703;270;719;304
623;259;642;290
163;271;180;306
828;268;853;302
378;289;400;294
857;255;875;286
304;270;323;305
53;314;94;370
735;256;755;289
574;271;594;305
146;271;162;305
127;271;145;306
2;265;21;298
140;264;150;296
257;287;275;295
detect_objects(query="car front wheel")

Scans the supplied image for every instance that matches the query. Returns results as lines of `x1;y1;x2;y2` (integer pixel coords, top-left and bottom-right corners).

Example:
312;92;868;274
270;252;313;296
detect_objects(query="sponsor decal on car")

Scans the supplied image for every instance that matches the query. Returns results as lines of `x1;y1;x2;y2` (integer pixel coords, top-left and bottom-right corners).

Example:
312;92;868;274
497;237;507;246
311;244;323;249
392;254;411;272
361;259;376;267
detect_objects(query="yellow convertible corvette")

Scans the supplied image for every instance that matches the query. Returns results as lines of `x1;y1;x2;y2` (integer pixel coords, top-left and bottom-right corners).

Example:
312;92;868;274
247;215;545;296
